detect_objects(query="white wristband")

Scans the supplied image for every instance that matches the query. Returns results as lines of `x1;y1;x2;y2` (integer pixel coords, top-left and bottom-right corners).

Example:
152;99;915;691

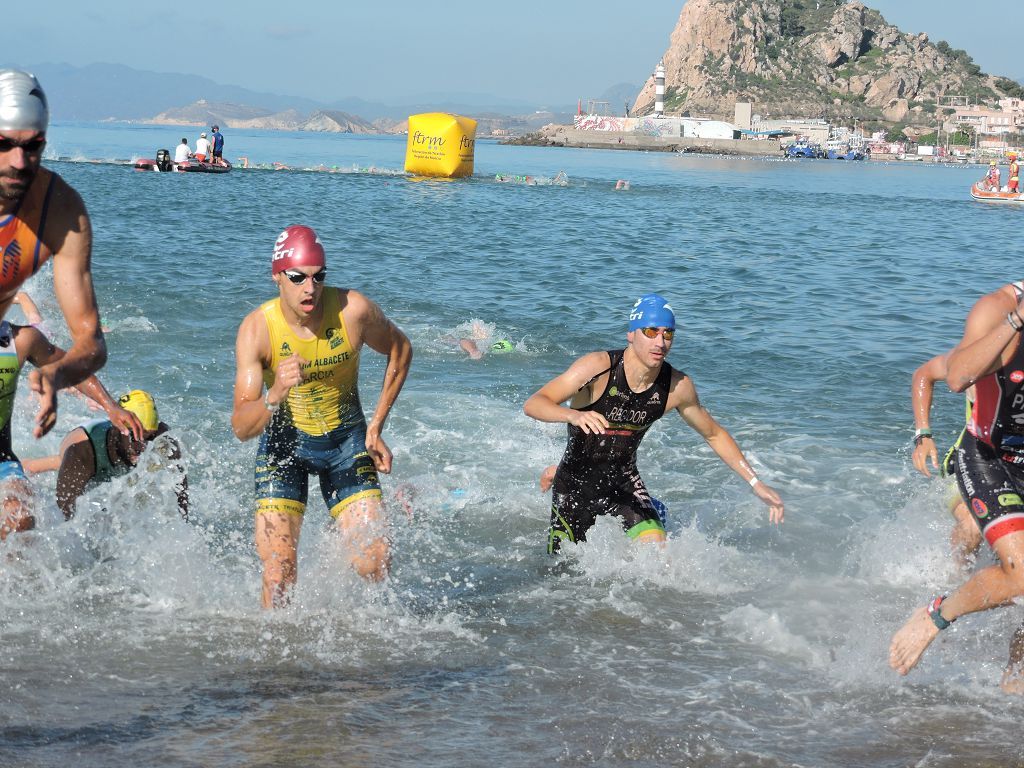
748;476;761;488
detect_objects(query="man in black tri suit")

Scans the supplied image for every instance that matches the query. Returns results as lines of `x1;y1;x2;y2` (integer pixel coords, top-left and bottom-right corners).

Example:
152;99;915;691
524;294;784;553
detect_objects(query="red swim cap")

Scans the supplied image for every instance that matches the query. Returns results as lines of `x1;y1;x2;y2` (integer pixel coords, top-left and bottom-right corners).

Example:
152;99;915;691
271;225;326;274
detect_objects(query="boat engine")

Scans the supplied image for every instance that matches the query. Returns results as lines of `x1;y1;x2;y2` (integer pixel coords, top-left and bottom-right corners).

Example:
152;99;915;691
156;149;173;172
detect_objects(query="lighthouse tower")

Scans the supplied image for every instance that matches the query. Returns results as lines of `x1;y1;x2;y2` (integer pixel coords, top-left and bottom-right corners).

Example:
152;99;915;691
654;61;665;117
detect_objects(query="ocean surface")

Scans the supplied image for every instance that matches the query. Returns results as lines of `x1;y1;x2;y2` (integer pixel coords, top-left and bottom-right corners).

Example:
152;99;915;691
1;122;1020;767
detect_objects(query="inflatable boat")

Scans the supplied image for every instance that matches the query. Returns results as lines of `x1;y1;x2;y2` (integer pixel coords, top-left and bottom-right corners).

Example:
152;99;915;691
970;181;1024;203
134;149;231;174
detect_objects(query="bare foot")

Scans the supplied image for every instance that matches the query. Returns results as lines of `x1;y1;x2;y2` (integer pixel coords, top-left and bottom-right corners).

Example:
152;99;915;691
889;606;941;675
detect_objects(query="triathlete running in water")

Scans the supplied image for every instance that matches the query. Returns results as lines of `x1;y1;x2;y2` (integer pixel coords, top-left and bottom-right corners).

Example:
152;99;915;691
523;294;784;553
232;225;412;608
0;70;109;437
891;280;1024;692
0;322;142;540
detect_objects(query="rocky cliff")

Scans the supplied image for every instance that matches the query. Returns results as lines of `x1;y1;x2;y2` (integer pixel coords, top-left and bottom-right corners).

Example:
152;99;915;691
633;0;1017;122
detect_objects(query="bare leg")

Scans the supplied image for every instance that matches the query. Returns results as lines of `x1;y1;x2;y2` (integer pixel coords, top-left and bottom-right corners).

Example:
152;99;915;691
255;510;302;609
0;480;35;541
1001;623;1024;694
333;495;390;581
890;531;1024;675
950;500;983;568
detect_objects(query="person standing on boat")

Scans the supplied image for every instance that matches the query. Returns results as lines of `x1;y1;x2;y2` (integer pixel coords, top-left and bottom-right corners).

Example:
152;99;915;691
211;126;224;166
523;293;784;553
231;224;412;607
173;138;191;164
194;132;210;163
0;69;108;438
1009;153;1020;194
890;281;1024;692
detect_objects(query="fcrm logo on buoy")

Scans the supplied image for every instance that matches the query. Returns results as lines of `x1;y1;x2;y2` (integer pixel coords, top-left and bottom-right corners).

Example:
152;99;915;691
412;131;445;149
459;135;474;151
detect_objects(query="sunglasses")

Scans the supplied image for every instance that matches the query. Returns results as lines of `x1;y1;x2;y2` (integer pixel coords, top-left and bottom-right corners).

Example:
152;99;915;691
639;327;674;340
0;136;45;153
283;269;327;285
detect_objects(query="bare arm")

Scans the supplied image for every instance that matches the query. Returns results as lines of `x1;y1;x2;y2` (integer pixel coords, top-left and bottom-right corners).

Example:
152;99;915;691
910;353;948;477
40;179;107;388
55;440;97;520
523;351;612;434
22;327;143;442
359;295;413;474
673;373;784;524
946;287;1022;392
13;292;42;325
231;311;278;441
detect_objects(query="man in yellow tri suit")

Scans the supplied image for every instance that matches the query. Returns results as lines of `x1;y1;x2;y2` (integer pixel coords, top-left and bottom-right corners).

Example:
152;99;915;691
232;225;412;608
0;70;108;437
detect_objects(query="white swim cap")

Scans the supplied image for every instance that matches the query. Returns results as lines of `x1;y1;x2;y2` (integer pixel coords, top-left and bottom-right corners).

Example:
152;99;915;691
0;70;48;133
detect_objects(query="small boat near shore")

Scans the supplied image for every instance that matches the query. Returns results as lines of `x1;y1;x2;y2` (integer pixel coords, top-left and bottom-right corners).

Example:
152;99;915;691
134;149;231;174
970;181;1024;203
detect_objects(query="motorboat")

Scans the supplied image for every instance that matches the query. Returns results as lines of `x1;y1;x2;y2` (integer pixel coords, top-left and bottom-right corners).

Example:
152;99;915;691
970;181;1024;203
134;149;231;173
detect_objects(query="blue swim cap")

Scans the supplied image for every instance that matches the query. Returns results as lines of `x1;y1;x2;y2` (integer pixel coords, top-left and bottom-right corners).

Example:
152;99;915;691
629;294;675;331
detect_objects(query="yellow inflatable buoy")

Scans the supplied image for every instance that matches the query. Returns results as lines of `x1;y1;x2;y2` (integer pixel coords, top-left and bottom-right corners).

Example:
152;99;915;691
404;113;477;178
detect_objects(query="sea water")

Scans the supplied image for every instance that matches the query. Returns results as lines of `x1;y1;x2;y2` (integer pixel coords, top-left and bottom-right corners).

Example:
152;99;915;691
0;121;1020;767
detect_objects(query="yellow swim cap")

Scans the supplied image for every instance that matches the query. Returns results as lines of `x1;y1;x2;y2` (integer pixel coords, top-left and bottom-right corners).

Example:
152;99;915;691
119;390;159;432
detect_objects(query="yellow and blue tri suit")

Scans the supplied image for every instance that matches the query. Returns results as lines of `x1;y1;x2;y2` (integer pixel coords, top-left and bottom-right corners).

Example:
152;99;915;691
255;288;381;518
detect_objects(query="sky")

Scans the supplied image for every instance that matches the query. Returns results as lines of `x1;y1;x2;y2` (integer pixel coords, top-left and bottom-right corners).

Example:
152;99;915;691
5;1;1019;108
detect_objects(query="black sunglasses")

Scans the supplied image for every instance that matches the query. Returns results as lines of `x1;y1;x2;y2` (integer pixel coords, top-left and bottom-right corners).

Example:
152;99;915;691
283;268;327;285
0;136;45;153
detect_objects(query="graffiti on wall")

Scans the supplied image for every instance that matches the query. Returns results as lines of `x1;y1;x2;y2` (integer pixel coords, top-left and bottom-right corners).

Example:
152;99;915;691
574;115;628;132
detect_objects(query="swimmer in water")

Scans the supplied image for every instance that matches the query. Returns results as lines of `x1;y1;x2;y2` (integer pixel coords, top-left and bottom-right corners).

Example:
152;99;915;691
0;322;143;540
23;390;188;522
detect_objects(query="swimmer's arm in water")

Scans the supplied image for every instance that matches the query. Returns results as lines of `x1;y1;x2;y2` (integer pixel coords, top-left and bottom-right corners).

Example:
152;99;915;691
19;326;144;442
911;353;949;477
33;179;107;404
356;292;413;474
231;310;306;441
524;352;611;434
55;439;98;520
946;287;1023;392
671;371;784;524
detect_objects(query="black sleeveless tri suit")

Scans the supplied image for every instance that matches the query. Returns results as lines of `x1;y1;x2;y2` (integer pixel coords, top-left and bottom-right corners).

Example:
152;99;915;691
549;349;675;553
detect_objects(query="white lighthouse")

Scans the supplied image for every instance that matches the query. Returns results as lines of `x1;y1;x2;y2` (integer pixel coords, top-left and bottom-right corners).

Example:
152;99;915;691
654;61;665;117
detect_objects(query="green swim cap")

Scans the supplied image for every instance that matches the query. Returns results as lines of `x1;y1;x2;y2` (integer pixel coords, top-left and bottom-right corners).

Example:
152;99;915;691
490;340;513;353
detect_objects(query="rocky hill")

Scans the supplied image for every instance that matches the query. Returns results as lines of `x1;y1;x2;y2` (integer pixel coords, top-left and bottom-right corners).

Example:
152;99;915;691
632;0;1021;122
148;101;383;133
